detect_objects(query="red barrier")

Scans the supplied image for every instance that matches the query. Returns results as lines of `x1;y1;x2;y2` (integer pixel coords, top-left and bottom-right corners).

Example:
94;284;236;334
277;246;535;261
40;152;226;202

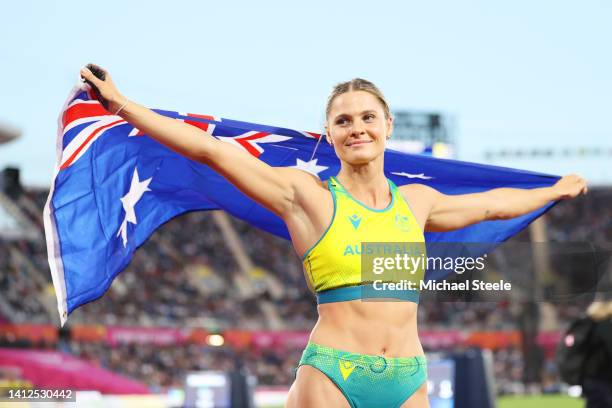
0;324;57;343
71;325;107;342
0;324;563;351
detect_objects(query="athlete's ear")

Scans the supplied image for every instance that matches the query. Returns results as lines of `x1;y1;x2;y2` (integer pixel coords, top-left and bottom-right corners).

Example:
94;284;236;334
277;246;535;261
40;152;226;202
386;115;393;140
325;124;333;145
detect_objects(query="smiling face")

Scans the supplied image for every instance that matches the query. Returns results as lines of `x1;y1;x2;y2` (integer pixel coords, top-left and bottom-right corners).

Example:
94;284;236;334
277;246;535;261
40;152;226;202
325;90;393;165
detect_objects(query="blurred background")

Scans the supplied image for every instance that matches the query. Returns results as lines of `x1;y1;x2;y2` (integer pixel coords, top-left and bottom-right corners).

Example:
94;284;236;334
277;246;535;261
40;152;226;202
1;1;611;407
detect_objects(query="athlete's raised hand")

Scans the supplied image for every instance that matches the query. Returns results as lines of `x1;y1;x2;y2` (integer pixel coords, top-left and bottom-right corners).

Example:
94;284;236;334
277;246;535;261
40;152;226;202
80;64;126;113
552;174;588;200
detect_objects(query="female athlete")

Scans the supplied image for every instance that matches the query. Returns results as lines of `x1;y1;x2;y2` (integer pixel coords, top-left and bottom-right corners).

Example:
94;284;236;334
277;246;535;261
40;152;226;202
80;65;587;408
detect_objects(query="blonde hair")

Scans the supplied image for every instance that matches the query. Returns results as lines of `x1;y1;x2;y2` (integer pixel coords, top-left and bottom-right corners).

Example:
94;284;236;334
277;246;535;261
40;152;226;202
587;300;612;321
325;78;391;121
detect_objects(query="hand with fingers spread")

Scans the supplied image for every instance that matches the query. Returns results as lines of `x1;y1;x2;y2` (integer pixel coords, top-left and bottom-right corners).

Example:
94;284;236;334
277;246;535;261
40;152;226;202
552;174;588;200
80;64;127;114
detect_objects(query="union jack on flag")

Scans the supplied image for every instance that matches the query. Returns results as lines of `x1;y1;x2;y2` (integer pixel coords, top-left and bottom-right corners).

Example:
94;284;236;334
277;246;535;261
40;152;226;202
45;81;560;325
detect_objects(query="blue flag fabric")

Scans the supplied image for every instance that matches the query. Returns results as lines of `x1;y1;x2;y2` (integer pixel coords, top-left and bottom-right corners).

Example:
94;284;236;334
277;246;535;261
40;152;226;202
44;83;560;325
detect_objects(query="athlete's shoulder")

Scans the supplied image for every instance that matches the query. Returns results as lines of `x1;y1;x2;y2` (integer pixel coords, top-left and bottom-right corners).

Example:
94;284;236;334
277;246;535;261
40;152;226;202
282;169;332;211
398;182;440;198
278;167;327;190
397;182;443;210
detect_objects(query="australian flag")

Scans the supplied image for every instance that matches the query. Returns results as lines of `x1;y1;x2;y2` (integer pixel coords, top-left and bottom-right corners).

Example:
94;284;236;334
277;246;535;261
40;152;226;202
44;82;560;325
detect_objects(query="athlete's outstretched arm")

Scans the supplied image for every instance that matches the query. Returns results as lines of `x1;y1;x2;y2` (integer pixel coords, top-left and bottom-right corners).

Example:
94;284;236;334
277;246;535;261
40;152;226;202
403;175;587;232
79;65;315;218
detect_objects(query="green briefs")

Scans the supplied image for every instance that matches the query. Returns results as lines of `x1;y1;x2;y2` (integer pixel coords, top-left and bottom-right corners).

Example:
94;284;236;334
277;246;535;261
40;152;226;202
297;341;427;408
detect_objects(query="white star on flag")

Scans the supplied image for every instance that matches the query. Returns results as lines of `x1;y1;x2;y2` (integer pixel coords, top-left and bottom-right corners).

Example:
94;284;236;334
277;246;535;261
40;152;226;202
117;167;153;247
291;158;328;178
391;171;433;180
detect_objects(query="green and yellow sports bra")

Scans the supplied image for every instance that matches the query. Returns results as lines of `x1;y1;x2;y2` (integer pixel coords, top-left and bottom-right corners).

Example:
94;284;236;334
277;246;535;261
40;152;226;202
301;176;425;304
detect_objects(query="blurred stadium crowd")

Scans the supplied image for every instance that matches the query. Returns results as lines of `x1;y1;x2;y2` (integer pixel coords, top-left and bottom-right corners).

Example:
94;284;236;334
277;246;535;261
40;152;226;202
1;183;610;395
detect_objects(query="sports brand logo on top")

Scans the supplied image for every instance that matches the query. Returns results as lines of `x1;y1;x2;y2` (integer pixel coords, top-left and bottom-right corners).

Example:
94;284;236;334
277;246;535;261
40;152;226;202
348;213;362;230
